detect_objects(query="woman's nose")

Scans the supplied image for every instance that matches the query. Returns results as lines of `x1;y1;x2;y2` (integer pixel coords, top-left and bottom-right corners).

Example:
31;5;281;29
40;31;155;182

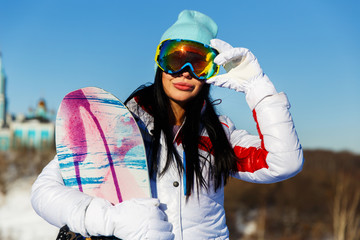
181;71;192;78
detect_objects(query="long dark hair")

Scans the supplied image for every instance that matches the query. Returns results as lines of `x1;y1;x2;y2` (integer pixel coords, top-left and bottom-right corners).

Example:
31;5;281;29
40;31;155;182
126;68;237;196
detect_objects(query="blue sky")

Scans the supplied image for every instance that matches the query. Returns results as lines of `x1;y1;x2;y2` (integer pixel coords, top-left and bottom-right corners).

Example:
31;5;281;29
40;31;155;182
0;0;359;153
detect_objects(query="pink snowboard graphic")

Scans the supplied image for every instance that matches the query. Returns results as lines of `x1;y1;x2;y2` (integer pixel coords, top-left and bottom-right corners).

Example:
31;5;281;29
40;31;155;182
56;87;151;205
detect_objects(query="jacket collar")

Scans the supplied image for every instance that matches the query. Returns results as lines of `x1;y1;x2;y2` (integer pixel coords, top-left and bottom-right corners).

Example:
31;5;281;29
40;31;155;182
126;97;155;135
126;96;207;140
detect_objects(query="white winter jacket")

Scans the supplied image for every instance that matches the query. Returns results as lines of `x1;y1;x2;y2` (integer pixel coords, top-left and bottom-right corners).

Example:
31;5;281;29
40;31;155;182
31;79;303;240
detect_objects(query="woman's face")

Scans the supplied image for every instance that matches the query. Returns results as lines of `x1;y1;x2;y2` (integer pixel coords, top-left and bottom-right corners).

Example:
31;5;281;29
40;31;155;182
162;70;205;107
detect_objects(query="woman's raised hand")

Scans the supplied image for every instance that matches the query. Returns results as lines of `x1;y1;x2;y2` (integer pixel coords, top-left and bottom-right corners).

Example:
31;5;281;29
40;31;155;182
206;39;265;93
206;39;277;109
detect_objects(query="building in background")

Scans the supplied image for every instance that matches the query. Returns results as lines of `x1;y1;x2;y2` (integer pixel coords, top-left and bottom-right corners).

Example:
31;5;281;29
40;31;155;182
0;52;10;151
0;52;7;129
0;52;55;151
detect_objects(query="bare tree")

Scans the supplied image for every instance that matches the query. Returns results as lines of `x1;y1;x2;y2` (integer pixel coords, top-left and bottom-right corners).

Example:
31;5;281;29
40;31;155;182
256;204;266;240
333;173;360;240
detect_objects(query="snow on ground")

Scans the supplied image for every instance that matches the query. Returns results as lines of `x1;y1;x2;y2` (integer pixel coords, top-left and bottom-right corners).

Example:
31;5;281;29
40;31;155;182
0;176;59;240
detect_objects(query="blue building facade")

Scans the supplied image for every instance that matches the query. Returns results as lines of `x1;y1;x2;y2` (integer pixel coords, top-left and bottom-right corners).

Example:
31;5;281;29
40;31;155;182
0;52;55;151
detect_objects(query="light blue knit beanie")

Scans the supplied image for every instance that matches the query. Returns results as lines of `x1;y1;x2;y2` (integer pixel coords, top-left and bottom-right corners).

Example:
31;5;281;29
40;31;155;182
159;10;218;45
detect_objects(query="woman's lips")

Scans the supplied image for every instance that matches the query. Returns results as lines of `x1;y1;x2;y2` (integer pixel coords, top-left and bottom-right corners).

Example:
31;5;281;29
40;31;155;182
173;82;194;91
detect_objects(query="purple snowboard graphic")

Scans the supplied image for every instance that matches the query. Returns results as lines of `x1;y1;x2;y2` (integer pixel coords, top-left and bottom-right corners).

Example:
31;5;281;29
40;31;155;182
56;87;151;205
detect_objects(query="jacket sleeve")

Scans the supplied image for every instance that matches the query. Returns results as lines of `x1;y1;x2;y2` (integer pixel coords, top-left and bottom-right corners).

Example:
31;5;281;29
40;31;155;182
31;156;92;236
221;90;304;184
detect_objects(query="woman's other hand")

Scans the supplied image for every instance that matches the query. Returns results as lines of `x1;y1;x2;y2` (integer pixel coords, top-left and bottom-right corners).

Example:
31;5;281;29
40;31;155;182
84;197;174;240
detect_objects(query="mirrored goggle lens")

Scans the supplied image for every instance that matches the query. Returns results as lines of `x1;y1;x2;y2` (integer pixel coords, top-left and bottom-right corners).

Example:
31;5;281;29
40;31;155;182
155;39;219;80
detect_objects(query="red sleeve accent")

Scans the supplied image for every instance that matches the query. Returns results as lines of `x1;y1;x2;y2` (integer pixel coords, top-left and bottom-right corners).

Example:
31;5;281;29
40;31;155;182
233;109;269;173
234;146;268;173
253;109;265;149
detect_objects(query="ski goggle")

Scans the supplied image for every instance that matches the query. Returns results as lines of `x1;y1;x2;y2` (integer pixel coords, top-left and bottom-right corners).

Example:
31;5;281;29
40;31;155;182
155;39;219;80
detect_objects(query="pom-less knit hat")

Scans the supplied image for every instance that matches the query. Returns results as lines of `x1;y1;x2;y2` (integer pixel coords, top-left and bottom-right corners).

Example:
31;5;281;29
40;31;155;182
159;10;218;45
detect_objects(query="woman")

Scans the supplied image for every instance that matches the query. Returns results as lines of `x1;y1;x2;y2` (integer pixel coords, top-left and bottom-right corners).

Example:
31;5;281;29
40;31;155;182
31;10;303;240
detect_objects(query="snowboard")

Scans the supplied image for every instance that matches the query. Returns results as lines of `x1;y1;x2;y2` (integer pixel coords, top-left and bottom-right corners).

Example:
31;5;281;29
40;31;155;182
55;87;151;240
